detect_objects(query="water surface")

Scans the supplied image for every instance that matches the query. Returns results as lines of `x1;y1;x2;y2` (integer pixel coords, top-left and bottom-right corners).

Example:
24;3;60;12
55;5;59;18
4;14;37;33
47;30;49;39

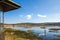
2;26;60;40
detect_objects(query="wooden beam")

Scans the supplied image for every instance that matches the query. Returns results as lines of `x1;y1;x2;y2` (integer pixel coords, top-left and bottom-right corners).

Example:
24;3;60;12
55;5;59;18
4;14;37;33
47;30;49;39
0;0;21;12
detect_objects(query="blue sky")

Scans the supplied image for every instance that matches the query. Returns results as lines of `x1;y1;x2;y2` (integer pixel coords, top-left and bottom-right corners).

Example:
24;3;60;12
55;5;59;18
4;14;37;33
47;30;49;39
4;0;60;23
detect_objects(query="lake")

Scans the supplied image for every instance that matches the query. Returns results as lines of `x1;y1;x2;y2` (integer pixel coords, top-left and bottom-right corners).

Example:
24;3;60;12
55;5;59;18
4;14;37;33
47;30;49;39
14;26;60;40
0;26;60;40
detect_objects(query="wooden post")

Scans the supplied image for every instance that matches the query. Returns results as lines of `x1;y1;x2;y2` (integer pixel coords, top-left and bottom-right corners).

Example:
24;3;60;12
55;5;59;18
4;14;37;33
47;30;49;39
0;5;5;40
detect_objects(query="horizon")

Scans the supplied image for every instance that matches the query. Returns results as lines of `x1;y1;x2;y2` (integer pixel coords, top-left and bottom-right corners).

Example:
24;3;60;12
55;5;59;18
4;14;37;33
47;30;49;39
4;0;60;24
2;22;60;24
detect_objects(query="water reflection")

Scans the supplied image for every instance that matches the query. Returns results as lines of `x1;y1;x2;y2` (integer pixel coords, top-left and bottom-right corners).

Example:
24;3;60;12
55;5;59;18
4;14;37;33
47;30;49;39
4;26;60;39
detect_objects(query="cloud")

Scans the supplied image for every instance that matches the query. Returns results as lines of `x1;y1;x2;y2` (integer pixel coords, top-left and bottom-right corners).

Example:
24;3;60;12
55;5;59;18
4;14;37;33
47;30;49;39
19;15;32;20
26;15;32;20
37;14;47;18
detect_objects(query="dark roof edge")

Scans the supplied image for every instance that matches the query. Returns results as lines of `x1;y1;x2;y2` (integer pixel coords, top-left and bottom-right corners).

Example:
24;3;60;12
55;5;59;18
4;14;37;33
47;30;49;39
5;1;21;7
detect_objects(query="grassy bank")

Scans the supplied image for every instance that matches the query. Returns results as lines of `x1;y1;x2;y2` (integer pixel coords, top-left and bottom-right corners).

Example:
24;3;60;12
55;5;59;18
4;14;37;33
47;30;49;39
4;28;42;40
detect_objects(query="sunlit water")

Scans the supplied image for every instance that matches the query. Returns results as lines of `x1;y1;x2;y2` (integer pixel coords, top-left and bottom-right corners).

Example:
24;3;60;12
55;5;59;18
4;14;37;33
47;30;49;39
15;26;60;40
0;26;60;40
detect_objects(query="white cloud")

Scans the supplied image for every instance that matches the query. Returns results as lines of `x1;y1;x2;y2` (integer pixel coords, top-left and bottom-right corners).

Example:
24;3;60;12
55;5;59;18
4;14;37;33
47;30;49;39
26;15;32;20
37;14;47;18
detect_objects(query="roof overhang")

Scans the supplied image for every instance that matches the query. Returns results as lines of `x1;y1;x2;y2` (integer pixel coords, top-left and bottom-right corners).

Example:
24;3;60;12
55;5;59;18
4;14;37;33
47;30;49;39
0;0;21;12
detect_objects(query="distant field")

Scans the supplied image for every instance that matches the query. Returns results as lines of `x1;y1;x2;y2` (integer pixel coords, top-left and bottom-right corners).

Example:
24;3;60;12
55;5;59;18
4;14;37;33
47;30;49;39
0;23;60;28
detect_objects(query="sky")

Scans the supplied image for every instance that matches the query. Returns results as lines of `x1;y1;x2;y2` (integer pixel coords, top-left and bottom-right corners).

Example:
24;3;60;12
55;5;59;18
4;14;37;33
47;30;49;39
4;0;60;23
